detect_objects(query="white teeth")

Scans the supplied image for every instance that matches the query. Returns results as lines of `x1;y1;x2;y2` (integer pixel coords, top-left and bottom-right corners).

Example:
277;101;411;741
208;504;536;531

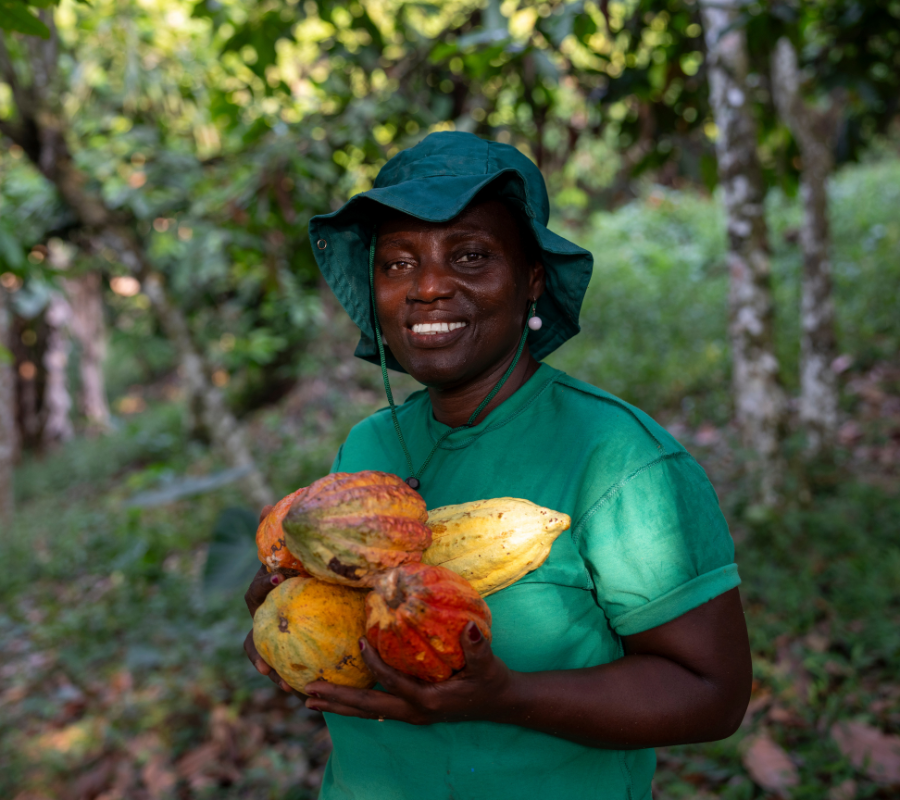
411;321;467;335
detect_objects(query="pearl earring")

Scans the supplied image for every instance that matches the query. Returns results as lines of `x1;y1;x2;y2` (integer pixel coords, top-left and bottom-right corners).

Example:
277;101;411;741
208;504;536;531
528;301;543;331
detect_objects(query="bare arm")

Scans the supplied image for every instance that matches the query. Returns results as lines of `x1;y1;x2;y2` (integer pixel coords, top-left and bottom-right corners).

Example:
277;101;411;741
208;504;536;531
304;588;751;749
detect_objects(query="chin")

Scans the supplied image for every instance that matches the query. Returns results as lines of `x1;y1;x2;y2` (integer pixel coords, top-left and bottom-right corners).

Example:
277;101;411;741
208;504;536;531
399;353;471;388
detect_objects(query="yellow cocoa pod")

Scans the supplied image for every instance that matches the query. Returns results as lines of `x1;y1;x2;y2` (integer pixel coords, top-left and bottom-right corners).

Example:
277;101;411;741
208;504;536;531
253;577;375;694
423;498;570;597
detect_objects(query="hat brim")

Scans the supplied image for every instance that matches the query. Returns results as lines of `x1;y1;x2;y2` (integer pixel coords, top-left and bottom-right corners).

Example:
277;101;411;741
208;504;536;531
309;170;593;372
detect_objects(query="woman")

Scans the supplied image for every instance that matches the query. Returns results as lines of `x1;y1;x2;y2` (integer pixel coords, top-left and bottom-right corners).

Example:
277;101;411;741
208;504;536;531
244;131;751;800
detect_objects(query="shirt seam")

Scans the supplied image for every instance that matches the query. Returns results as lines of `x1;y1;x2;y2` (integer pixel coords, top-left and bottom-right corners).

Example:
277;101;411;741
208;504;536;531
570;451;693;547
617;749;634;800
555;375;668;453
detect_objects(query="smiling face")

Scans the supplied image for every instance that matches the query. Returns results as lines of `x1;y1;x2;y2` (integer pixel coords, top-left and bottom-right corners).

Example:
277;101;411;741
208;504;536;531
372;198;545;390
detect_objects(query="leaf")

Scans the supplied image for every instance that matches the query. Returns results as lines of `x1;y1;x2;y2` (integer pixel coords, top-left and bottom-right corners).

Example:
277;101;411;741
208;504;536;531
0;224;25;269
0;1;51;38
202;506;260;599
124;465;252;507
831;721;900;785
742;733;800;797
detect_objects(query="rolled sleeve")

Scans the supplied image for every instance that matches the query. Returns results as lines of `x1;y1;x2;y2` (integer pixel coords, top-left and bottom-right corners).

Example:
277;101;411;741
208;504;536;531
575;451;740;636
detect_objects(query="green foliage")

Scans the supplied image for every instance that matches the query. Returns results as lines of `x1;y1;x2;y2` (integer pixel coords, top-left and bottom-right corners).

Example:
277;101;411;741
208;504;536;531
549;187;729;418
550;157;900;422
0;1;57;39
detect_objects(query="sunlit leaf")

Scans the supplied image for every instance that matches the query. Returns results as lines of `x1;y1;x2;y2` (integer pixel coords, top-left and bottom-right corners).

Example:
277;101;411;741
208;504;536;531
0;1;51;37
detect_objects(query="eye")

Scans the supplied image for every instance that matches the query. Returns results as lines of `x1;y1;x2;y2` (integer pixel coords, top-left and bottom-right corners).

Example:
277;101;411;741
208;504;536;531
386;259;414;271
456;252;485;263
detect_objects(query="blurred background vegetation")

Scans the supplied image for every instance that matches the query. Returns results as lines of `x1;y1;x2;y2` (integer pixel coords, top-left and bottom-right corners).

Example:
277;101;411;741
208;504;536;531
1;0;899;798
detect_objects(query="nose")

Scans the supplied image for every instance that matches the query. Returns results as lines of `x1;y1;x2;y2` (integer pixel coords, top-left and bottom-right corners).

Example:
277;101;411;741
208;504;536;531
408;254;454;303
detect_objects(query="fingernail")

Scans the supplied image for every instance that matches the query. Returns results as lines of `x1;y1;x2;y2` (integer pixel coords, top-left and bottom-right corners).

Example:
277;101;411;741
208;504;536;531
468;624;483;643
358;638;367;651
307;702;321;712
306;689;320;698
271;574;284;586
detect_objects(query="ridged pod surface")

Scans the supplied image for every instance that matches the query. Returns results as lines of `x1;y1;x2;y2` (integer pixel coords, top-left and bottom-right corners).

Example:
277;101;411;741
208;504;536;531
283;471;431;587
253;576;374;694
256;487;310;575
423;498;571;596
366;563;491;683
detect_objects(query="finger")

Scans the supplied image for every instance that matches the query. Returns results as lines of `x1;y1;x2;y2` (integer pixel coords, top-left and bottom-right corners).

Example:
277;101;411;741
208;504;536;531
258;504;274;523
245;566;287;616
304;686;413;721
357;638;425;697
458;622;494;674
243;630;272;676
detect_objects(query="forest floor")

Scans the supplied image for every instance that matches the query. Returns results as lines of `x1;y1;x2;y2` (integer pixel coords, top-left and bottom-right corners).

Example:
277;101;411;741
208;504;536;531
3;160;900;800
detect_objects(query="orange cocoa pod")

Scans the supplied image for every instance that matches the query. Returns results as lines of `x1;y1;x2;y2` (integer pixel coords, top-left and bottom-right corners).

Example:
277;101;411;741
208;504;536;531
283;471;431;587
256;487;310;575
365;562;492;682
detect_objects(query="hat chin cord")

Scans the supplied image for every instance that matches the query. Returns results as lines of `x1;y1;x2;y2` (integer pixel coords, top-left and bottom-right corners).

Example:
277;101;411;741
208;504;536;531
367;233;535;491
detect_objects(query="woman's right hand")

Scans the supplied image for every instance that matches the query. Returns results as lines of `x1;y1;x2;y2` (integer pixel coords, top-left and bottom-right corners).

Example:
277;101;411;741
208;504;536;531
243;505;297;693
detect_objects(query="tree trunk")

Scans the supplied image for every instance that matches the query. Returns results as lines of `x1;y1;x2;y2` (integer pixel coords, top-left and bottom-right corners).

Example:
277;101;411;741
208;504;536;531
0;287;16;526
0;20;273;509
700;0;788;506
41;292;73;444
771;38;840;456
64;271;111;430
48;238;111;431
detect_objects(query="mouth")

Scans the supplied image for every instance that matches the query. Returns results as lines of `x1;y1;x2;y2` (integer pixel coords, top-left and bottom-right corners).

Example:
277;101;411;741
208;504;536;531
410;321;467;336
404;319;469;349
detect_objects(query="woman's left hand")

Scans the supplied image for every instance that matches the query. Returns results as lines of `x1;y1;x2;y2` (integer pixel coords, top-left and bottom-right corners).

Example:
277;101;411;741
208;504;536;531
303;623;513;725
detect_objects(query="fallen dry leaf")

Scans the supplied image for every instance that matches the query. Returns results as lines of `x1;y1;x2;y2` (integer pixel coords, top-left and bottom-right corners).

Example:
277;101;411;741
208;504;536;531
742;732;800;797
742;688;773;727
176;741;219;784
141;753;176;800
775;636;811;702
831;721;900;785
69;756;116;800
827;778;857;800
768;704;806;728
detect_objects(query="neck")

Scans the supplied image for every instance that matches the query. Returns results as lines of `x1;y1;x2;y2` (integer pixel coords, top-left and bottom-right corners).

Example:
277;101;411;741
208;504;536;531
427;346;541;429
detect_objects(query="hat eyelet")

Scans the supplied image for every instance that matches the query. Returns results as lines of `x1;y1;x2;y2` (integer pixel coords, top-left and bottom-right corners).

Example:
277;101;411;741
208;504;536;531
316;239;327;250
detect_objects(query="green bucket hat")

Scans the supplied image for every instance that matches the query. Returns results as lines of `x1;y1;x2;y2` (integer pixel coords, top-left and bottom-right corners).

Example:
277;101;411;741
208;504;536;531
308;131;593;372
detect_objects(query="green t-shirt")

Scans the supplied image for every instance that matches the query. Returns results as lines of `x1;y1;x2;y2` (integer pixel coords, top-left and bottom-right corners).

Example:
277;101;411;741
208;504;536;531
321;364;740;800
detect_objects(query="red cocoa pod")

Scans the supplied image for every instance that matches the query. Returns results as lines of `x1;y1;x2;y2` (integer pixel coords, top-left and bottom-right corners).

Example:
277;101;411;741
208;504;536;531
365;562;492;682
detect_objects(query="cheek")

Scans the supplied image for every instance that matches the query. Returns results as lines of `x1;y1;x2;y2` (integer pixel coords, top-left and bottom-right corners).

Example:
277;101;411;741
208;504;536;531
373;280;404;323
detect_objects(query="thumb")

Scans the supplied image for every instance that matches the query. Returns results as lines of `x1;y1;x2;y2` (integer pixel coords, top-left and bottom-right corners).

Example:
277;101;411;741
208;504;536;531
459;621;492;672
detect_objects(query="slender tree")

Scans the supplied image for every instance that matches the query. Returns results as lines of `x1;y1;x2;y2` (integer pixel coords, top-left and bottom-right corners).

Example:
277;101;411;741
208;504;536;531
700;0;787;506
0;285;15;526
47;240;111;431
41;291;73;444
771;38;840;457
